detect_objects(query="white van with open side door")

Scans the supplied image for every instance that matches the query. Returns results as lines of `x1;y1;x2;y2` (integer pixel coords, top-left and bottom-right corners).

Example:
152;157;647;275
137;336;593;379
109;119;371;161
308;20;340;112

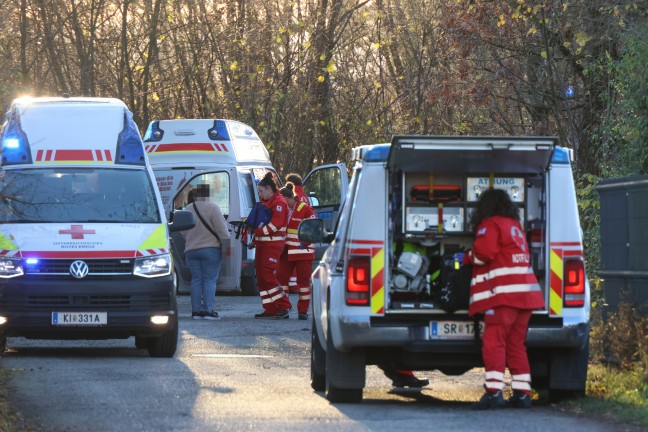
144;119;281;296
0;97;195;357
299;136;589;403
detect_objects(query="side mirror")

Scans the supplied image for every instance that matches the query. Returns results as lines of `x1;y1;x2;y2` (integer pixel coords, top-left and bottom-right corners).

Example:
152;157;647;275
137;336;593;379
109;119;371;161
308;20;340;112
298;218;332;244
169;210;196;232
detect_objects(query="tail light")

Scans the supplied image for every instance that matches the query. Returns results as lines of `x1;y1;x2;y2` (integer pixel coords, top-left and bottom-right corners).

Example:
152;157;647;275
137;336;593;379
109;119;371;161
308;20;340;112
346;256;371;306
564;258;585;307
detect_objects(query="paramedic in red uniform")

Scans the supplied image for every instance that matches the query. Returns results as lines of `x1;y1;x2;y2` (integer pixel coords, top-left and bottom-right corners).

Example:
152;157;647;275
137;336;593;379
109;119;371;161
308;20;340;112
463;188;545;409
252;172;293;319
285;173;309;205
277;183;317;319
284;173;309;294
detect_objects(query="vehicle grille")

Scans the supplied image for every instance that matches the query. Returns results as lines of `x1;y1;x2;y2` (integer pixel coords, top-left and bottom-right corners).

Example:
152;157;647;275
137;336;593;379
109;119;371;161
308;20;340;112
1;293;172;311
24;259;134;276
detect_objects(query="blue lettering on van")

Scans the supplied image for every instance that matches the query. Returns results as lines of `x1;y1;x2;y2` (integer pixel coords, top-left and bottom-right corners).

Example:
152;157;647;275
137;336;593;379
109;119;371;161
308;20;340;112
317;211;332;219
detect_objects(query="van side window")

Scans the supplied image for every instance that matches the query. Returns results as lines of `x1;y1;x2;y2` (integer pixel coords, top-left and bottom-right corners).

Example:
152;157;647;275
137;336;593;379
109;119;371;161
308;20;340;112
304;167;341;207
176;172;230;217
239;171;256;210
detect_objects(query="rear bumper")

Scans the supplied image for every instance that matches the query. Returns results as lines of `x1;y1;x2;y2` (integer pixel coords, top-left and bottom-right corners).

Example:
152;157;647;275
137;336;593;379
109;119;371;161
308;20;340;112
328;312;589;353
0;275;177;339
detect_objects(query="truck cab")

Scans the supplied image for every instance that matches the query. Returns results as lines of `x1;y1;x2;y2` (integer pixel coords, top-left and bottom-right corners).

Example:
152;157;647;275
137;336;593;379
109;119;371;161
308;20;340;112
301;136;589;403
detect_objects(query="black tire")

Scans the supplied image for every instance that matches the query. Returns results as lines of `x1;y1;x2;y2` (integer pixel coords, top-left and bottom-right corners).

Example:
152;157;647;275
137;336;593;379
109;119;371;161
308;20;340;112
240;275;258;296
0;334;6;356
147;320;179;358
325;318;365;403
311;320;326;391
533;338;589;403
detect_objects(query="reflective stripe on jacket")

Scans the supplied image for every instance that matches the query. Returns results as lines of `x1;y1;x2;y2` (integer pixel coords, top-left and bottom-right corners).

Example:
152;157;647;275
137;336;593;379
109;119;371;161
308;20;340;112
285;201;316;261
463;215;545;316
254;191;288;243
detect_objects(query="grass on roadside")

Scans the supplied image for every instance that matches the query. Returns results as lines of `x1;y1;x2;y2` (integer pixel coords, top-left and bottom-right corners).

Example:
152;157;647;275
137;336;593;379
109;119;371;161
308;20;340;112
565;361;648;428
0;368;18;432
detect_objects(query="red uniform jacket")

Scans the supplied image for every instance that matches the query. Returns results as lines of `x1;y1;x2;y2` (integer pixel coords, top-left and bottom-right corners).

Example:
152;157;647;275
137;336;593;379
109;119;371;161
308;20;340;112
294;185;309;205
254;191;288;244
285;201;316;261
463;215;545;316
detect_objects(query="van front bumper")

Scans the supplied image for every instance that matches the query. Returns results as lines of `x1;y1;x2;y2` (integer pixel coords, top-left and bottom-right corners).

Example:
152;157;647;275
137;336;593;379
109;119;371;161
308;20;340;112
0;275;177;339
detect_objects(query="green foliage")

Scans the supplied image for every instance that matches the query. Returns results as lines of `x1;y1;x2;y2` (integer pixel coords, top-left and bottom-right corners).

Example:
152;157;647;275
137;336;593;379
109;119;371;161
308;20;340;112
583;361;648;427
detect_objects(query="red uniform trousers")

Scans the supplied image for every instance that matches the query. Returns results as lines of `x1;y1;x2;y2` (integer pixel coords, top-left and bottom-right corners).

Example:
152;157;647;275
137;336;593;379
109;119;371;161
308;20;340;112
277;251;312;314
255;242;292;314
482;306;533;395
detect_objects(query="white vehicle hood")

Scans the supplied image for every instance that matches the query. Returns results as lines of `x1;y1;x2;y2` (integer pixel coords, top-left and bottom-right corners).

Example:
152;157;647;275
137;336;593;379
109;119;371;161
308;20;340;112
0;223;168;259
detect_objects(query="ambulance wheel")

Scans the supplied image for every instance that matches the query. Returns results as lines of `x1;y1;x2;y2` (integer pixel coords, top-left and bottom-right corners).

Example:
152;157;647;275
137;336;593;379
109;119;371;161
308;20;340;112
311;320;326;391
240;275;258;296
0;334;6;356
147;320;179;358
325;317;365;403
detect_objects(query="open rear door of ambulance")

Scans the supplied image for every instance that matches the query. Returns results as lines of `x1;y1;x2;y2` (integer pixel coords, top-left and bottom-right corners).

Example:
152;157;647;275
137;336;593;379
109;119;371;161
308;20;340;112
387;136;557;174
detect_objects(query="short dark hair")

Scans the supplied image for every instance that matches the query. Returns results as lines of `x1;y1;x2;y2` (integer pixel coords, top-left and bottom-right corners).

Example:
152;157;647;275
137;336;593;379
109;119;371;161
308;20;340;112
285;173;303;186
470;188;520;230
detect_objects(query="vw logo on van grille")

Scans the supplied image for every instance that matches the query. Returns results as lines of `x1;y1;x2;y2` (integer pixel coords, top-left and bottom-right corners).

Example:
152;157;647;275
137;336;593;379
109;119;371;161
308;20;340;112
69;260;89;279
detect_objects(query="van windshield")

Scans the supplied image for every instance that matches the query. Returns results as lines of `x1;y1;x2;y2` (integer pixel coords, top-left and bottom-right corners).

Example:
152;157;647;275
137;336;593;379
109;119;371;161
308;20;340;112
0;168;160;223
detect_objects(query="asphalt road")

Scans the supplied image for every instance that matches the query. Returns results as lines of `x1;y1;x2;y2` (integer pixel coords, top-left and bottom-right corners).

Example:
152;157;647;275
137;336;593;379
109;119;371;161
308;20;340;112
0;295;633;431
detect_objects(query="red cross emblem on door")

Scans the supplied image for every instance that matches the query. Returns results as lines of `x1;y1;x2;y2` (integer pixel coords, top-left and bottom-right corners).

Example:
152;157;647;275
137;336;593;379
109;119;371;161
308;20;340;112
59;225;96;239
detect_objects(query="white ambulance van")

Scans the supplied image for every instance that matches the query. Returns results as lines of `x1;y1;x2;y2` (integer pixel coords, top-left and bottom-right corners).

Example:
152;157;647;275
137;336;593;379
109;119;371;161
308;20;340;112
144;119;280;296
0;97;195;357
299;136;590;403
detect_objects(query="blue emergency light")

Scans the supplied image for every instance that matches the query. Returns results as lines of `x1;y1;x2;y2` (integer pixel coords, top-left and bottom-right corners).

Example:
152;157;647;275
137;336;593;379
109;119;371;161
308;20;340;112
207;120;230;141
551;147;571;164
143;120;165;142
115;110;146;165
1;109;33;166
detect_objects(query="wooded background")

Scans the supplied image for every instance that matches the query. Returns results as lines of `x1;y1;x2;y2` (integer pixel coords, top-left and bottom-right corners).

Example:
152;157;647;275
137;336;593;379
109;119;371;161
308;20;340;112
0;1;646;187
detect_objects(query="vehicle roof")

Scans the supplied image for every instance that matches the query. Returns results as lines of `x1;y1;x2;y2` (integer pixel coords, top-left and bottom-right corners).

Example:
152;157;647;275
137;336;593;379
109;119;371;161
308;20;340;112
145;118;271;165
1;96;145;167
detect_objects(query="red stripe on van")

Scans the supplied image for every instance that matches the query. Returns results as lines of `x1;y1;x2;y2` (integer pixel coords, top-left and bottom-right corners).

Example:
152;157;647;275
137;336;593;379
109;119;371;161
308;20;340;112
55;149;94;161
152;143;215;153
36;150;44;162
349;248;372;255
550;242;581;247
348;240;384;245
95;149;102;161
104;150;112;161
45;150;53;161
21;250;136;259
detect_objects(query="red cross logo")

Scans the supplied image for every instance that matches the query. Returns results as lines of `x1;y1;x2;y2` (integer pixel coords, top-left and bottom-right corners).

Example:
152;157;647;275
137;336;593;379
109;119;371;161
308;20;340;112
59;225;96;240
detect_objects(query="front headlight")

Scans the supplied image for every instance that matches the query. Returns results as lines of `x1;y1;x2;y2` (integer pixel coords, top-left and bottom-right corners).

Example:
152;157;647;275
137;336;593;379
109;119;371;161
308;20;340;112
134;254;171;278
0;259;24;278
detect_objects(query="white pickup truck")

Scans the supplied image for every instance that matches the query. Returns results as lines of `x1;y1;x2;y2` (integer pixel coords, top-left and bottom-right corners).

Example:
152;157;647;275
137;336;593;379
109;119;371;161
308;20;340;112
299;136;590;403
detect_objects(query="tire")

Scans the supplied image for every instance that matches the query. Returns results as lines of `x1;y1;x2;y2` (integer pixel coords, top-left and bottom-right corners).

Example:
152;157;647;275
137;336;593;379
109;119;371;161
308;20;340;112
325;318;365;403
532;338;589;403
147;320;179;358
311;320;326;391
240;275;258;296
0;334;6;356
